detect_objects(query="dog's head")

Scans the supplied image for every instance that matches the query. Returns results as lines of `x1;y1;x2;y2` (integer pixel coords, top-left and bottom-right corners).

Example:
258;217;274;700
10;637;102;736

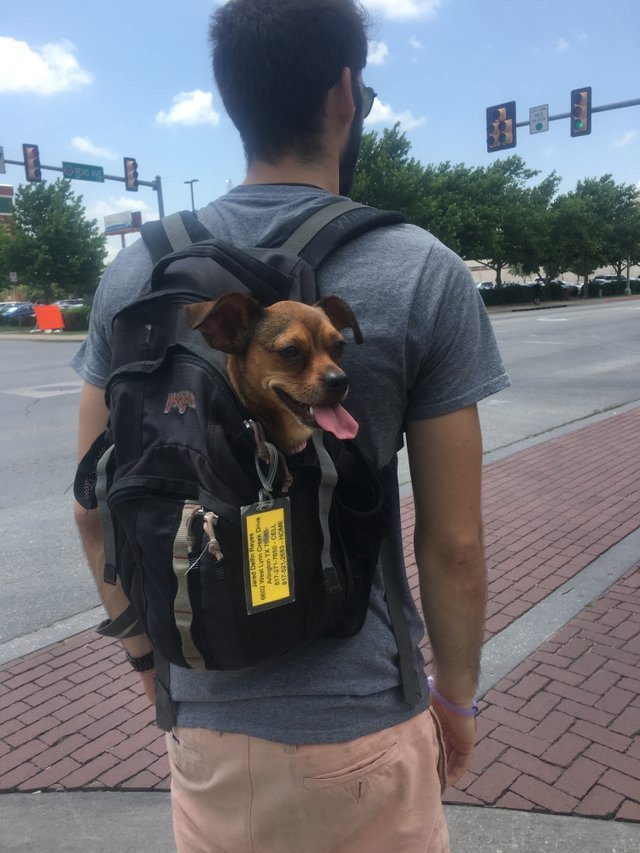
185;294;363;454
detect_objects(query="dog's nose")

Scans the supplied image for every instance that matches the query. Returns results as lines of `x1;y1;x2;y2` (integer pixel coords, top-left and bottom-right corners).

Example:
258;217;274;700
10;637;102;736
323;371;349;393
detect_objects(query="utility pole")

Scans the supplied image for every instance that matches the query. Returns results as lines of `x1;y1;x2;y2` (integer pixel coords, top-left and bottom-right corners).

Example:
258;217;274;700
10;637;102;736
184;178;199;212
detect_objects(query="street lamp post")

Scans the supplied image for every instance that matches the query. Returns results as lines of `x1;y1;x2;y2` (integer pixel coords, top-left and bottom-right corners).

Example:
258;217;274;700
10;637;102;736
184;178;199;212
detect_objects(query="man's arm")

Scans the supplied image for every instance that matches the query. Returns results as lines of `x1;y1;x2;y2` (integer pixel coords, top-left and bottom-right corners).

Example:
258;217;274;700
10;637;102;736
406;403;486;785
73;382;156;703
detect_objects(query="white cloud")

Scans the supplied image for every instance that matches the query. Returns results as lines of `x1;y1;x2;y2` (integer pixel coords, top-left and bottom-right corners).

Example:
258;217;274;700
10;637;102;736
364;0;442;21
71;136;117;161
366;99;426;131
409;36;424;50
612;130;639;148
368;40;389;65
156;90;220;126
0;37;93;94
556;36;569;53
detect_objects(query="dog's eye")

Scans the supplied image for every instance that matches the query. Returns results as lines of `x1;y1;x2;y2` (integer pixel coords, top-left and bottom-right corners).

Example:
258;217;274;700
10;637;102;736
332;340;346;358
278;345;300;361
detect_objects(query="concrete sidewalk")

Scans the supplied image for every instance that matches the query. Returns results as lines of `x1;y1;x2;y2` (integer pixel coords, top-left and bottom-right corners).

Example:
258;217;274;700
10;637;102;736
1;406;639;850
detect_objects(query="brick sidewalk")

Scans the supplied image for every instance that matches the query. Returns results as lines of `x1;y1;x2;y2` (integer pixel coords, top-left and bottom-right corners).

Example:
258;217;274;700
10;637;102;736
1;408;639;823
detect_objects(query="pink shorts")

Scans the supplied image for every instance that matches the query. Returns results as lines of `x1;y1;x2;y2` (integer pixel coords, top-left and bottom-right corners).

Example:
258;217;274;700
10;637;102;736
167;709;449;852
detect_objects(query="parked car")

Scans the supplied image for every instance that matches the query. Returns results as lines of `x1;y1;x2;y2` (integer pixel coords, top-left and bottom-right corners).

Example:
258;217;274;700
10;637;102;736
476;281;495;290
592;275;619;284
551;279;582;296
55;298;85;309
1;302;35;321
0;301;21;315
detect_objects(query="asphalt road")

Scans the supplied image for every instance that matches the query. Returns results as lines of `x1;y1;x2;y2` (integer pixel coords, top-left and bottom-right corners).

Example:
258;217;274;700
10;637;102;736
0;298;639;650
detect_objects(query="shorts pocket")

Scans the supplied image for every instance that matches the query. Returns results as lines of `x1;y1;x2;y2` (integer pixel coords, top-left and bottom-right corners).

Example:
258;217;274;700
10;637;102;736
302;741;399;790
166;727;209;781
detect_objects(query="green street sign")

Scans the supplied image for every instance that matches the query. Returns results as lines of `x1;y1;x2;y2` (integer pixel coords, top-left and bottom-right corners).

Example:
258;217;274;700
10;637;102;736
62;161;105;183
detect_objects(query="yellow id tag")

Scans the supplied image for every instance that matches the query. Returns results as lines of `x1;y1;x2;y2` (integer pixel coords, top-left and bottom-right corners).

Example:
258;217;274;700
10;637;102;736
241;498;295;614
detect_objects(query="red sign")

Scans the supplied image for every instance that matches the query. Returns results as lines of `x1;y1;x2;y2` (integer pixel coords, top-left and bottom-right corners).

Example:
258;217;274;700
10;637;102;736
34;305;65;331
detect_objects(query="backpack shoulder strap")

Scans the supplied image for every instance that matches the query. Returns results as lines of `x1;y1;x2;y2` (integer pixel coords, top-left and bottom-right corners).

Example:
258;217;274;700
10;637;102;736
140;210;215;264
259;199;406;270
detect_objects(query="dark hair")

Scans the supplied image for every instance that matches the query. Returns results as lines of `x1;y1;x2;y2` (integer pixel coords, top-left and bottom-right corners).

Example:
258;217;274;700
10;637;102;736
210;0;369;164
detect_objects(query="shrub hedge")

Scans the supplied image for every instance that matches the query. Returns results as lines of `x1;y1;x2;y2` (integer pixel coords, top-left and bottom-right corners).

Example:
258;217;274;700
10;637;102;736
479;279;640;307
61;305;91;331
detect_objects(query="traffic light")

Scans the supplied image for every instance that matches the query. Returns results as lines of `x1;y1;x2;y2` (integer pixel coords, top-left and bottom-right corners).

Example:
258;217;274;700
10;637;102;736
570;87;592;137
486;102;517;153
124;157;139;191
23;144;42;182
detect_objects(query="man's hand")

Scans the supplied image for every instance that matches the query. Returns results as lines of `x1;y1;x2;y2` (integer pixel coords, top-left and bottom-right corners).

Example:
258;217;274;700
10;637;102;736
429;696;477;787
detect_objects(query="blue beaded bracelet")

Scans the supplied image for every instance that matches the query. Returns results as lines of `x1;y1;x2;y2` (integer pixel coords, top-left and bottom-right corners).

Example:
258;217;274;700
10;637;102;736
428;676;479;718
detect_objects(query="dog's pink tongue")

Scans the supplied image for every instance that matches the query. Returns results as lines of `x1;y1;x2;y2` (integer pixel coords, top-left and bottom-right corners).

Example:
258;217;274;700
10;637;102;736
314;403;359;439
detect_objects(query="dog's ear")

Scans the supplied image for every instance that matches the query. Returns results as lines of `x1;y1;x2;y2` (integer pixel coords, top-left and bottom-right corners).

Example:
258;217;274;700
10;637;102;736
316;296;363;345
185;293;264;353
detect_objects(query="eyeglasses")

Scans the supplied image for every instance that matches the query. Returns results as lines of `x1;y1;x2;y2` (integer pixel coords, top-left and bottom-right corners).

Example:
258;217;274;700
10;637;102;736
359;82;377;119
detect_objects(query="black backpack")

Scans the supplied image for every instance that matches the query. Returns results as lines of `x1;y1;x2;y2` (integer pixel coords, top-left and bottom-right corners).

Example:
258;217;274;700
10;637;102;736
75;199;421;727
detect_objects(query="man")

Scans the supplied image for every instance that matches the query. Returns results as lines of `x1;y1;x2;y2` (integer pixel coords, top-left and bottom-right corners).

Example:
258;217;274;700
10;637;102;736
73;1;509;849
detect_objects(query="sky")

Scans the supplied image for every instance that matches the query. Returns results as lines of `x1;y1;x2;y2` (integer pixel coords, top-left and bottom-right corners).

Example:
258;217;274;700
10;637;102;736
2;0;639;262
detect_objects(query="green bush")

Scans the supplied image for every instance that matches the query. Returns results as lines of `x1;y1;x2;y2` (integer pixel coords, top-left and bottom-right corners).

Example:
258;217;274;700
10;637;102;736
61;305;91;331
478;288;503;306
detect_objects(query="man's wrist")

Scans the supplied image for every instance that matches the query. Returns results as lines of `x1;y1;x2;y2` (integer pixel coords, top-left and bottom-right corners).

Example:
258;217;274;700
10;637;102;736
428;676;479;717
125;650;156;672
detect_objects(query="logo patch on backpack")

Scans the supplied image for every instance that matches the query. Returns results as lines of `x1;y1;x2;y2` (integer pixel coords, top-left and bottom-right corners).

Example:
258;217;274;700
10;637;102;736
164;391;196;414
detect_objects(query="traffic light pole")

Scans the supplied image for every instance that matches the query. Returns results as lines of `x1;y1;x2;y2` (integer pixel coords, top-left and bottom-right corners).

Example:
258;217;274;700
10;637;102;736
2;155;164;218
511;96;640;130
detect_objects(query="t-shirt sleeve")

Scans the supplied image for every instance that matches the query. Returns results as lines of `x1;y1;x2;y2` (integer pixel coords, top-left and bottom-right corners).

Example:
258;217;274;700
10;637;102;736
405;242;510;421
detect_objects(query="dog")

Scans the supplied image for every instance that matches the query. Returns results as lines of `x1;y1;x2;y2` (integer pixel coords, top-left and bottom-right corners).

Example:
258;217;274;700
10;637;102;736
185;293;362;455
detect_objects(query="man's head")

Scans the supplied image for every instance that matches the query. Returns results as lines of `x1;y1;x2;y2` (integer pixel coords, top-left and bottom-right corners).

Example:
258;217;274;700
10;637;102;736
209;0;370;187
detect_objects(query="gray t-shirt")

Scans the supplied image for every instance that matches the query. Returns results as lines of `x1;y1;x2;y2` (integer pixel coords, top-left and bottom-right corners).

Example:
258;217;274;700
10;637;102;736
72;184;509;744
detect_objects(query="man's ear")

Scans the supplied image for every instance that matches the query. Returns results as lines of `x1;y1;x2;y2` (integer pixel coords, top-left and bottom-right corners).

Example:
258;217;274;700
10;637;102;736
185;293;264;353
327;66;356;127
316;295;363;344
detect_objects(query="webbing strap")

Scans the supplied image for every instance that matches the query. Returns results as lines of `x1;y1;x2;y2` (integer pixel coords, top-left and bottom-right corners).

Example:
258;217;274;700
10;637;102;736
161;212;194;254
172;502;207;671
95;602;143;639
311;431;341;593
154;652;176;732
95;445;117;585
278;199;362;256
380;538;421;706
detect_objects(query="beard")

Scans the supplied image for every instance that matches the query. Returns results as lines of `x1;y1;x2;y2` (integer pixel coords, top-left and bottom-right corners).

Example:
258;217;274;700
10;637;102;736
339;92;364;197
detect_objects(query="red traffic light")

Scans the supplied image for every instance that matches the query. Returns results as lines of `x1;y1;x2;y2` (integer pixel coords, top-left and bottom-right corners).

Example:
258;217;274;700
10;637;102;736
486;102;517;153
22;144;42;182
570;87;592;137
124;157;139;191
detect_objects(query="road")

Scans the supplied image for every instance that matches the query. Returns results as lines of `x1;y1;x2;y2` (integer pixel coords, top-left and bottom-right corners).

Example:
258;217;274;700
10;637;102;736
0;298;639;649
478;299;640;454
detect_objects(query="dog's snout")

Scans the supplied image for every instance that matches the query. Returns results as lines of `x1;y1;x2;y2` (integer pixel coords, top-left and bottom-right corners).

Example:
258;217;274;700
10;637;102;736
323;371;349;393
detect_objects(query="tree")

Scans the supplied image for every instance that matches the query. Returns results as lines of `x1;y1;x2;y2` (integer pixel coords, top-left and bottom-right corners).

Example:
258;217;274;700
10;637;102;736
599;179;640;283
5;179;107;303
352;124;426;221
469;157;559;286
